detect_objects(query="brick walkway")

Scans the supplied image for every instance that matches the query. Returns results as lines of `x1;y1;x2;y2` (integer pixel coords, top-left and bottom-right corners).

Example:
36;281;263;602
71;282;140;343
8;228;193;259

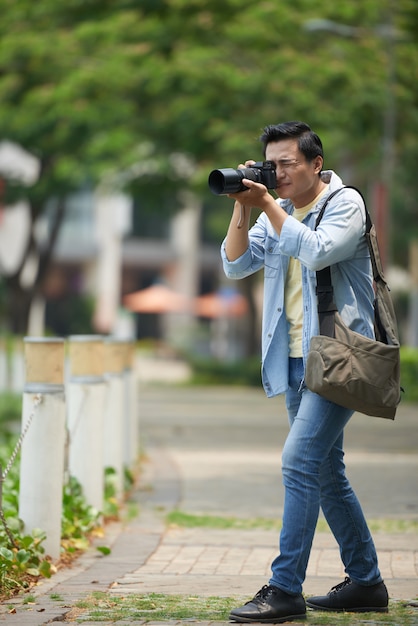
1;384;418;625
121;528;418;584
107;444;418;601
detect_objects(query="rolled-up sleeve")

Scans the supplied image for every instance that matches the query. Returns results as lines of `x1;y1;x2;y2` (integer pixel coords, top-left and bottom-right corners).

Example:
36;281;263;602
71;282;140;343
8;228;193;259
221;212;272;279
220;242;255;279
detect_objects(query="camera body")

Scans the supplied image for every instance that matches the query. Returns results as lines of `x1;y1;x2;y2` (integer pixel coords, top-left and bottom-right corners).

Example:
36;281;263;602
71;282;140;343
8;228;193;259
208;160;277;195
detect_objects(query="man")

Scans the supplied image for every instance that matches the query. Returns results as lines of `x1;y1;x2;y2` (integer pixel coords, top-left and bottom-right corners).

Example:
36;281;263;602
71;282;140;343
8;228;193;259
221;121;388;623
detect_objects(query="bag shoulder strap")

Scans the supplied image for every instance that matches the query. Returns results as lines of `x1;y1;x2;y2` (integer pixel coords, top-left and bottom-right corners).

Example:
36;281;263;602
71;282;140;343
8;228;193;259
315;185;371;232
314;186;385;337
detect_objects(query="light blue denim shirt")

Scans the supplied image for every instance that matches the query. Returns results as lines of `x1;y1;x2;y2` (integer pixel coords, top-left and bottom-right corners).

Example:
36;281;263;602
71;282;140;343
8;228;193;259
221;170;375;398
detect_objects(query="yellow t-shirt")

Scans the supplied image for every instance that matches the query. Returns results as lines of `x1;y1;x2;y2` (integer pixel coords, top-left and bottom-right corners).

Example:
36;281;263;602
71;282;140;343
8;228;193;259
285;188;329;357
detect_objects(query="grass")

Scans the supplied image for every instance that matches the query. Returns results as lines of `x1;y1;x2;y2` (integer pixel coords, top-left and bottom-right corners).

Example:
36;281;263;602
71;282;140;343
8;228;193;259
50;593;64;601
21;594;36;605
5;509;417;623
69;511;418;623
166;510;418;534
166;509;283;530
73;592;418;624
76;591;235;621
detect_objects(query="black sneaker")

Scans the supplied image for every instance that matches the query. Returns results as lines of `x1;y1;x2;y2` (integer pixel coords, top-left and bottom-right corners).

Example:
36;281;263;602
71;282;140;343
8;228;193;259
306;577;388;613
229;584;306;623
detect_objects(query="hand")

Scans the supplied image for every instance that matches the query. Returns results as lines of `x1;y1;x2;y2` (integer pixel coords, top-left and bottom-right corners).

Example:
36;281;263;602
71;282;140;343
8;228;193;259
227;159;275;210
227;162;288;236
228;178;272;209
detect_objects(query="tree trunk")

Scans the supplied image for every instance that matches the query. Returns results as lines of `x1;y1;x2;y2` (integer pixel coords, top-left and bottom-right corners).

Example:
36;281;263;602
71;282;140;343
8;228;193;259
2;198;67;335
5;280;33;335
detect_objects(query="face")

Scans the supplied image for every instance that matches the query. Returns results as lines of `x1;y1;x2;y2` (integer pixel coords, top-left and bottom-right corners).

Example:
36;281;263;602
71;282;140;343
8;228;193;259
265;139;324;208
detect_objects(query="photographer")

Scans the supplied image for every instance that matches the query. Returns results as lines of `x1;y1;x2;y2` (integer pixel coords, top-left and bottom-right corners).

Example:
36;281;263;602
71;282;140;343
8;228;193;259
220;121;388;622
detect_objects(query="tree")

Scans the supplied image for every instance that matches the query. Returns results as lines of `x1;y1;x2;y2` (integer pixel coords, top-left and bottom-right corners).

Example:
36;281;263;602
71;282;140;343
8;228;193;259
0;0;416;335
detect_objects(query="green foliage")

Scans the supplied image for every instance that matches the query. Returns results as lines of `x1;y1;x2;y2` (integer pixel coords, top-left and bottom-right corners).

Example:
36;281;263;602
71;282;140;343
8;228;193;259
103;467;120;519
0;0;417;332
167;510;282;531
0;452;83;596
0;392;21;421
188;355;262;386
0;467;106;598
49;593;64;601
61;476;101;551
167;510;418;534
0;0;416;228
45;294;95;337
0;390;126;598
0;400;107;598
22;594;36;604
0;443;21;517
77;591;238;622
400;346;418;402
187;349;418;404
0;392;21;446
75;591;417;624
0;525;51;596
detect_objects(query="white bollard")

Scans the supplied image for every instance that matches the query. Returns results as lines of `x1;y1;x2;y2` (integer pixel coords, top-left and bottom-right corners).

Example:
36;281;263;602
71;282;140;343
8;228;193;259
122;340;139;470
103;338;125;499
67;336;106;512
19;338;66;561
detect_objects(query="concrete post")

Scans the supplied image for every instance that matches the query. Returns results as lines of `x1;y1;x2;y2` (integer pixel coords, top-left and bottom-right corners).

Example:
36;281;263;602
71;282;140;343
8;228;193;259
122;340;139;469
103;338;125;499
67;336;106;512
19;337;66;561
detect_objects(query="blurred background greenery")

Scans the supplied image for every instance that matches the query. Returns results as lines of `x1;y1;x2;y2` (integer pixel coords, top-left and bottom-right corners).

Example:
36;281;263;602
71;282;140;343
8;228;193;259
0;0;417;359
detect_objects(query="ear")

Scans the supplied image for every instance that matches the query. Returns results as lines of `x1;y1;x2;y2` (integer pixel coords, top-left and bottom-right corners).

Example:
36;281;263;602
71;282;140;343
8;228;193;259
313;155;323;175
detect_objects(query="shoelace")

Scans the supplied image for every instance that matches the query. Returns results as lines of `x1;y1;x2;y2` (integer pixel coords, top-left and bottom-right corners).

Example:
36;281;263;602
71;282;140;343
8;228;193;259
330;577;352;594
249;585;277;606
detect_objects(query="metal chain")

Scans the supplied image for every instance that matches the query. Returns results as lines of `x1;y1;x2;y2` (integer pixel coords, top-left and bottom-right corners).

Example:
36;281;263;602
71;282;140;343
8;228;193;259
67;386;89;446
64;386;90;479
1;394;43;481
0;393;43;548
0;493;18;548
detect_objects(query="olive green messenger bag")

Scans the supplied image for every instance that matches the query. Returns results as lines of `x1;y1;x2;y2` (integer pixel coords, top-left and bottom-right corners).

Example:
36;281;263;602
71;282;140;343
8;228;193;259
305;186;401;419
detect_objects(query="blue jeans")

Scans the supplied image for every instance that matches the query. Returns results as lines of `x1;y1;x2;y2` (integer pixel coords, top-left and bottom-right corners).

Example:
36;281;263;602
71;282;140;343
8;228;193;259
269;357;382;595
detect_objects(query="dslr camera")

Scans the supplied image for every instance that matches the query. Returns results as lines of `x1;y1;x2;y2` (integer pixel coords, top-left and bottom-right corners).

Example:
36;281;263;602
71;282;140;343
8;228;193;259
208;160;277;195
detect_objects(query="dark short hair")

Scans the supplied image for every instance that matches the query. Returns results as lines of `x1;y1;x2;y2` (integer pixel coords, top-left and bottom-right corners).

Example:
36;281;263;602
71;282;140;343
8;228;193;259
260;121;323;162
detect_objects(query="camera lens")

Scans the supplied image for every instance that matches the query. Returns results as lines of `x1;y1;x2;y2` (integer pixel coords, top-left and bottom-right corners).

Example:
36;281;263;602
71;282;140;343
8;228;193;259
208;167;261;195
208;168;244;195
208;162;277;195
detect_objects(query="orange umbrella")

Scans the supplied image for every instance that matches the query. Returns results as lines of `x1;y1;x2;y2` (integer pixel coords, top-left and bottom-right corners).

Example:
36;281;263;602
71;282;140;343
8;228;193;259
194;290;248;319
123;284;192;314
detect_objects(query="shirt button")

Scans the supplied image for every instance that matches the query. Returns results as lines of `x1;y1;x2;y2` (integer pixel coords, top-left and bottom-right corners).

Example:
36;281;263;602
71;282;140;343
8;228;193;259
268;247;273;252
268;333;272;338
277;307;282;312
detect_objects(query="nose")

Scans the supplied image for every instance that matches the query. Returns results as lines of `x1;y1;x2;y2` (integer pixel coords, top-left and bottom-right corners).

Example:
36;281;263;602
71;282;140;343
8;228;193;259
276;166;287;179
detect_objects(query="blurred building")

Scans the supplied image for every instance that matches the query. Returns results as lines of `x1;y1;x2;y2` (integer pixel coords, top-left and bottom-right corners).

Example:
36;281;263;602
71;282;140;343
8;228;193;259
41;188;222;342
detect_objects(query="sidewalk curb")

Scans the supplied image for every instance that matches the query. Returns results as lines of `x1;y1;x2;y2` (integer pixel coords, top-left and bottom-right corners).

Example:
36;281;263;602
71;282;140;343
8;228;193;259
0;447;177;624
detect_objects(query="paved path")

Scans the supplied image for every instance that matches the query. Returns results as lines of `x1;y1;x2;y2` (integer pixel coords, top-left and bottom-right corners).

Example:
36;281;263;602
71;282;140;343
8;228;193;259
1;384;418;624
